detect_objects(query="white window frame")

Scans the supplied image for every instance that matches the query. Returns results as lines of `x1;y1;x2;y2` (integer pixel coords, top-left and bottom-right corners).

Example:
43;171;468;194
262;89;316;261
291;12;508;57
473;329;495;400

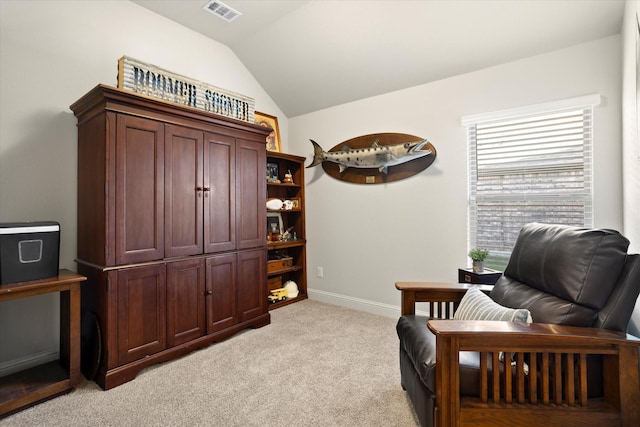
462;94;600;271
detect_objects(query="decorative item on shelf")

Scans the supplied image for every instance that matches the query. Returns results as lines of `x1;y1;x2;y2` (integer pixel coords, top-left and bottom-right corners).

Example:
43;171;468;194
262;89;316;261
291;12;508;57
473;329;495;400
283;200;293;210
117;56;255;122
281;226;295;241
255;111;282;152
269;223;280;242
267;213;283;241
282;170;293;184
290;198;300;209
266;198;283;210
468;247;489;272
306;133;437;184
267;256;293;274
283;280;299;298
268;250;289;261
266;162;279;182
267;276;282;292
268;287;288;303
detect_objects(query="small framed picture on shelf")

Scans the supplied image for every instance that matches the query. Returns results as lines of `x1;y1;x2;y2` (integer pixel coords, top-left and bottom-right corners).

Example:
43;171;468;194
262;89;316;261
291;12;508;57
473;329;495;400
255;111;282;152
267;212;283;237
290;198;300;209
267;162;279;182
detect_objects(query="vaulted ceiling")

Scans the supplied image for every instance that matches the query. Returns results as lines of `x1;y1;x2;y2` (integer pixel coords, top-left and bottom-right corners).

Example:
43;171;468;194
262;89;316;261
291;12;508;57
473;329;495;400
131;0;625;118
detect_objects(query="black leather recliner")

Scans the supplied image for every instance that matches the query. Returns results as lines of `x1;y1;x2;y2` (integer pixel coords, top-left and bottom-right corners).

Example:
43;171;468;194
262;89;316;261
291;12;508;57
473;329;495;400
396;223;640;427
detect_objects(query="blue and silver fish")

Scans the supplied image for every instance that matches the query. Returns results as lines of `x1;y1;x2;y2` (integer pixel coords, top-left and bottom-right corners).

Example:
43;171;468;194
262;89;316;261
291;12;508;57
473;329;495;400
307;138;432;174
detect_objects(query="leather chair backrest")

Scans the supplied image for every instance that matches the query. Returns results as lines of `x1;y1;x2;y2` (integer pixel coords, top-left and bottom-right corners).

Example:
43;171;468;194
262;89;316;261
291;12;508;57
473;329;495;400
490;223;639;332
593;253;640;332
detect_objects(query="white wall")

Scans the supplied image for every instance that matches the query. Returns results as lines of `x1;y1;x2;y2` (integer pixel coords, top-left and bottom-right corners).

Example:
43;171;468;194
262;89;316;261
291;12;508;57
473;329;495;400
289;35;624;317
0;0;286;374
622;1;640;254
621;0;640;336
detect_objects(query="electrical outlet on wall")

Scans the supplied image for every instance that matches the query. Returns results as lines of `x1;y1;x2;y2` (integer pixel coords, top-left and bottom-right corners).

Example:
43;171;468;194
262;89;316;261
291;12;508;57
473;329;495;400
317;267;324;278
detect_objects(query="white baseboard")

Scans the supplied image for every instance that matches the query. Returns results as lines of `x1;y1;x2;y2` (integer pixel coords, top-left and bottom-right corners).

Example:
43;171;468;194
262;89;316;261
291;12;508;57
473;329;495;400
0;348;59;377
307;288;429;318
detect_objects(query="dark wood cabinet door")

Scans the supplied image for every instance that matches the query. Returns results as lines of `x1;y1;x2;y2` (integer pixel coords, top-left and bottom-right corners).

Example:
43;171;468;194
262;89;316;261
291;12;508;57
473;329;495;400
166;258;206;347
205;253;237;333
115;115;165;264
117;264;166;365
204;133;236;253
237;249;267;321
164;124;204;258
236;139;266;250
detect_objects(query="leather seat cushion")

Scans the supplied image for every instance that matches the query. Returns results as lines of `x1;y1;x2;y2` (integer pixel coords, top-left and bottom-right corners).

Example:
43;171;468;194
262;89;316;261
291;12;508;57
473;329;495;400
396;315;481;395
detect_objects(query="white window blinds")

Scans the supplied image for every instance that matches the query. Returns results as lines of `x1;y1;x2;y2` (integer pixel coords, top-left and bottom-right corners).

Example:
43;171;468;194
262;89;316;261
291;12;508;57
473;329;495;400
463;95;599;270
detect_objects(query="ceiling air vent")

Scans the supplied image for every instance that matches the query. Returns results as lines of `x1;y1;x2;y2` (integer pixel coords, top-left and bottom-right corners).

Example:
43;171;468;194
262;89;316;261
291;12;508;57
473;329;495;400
202;0;241;22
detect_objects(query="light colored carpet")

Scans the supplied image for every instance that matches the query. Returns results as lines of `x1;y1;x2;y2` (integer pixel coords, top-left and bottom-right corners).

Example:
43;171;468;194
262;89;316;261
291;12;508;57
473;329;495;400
3;299;419;426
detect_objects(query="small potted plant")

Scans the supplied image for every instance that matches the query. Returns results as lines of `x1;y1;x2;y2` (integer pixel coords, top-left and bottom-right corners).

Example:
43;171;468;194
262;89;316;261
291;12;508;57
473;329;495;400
468;248;489;272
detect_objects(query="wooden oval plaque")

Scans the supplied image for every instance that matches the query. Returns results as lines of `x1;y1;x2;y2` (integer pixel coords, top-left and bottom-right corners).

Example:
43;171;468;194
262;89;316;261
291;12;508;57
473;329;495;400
318;133;437;184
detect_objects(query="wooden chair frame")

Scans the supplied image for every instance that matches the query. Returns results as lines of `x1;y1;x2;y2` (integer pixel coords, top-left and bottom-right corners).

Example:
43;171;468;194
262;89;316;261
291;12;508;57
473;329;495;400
397;282;640;427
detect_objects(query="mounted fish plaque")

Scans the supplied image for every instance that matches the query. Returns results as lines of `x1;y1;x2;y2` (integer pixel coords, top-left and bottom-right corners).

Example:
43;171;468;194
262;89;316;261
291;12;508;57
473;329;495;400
307;133;436;184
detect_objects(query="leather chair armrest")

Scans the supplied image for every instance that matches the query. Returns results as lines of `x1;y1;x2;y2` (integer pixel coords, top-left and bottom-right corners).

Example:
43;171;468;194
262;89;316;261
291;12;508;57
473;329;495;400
395;282;493;316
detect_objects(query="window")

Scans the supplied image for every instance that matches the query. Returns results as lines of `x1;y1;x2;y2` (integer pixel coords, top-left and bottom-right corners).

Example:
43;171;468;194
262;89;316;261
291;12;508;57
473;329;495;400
463;95;600;271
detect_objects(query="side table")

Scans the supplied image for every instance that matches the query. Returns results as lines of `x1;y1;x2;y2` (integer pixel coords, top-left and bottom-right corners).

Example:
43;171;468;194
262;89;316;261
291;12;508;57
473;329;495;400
0;269;86;417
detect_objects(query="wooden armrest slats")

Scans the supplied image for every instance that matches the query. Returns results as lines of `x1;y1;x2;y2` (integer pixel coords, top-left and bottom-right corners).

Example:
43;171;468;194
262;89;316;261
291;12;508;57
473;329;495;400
428;319;640;427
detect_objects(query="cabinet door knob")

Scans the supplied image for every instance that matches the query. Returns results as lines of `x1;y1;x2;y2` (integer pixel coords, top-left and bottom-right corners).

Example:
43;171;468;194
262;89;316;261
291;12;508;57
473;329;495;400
206;290;213;295
203;187;210;197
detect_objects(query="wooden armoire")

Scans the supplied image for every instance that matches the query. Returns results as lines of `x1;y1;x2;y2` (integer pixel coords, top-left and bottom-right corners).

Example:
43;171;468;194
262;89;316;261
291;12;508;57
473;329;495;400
71;85;270;390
